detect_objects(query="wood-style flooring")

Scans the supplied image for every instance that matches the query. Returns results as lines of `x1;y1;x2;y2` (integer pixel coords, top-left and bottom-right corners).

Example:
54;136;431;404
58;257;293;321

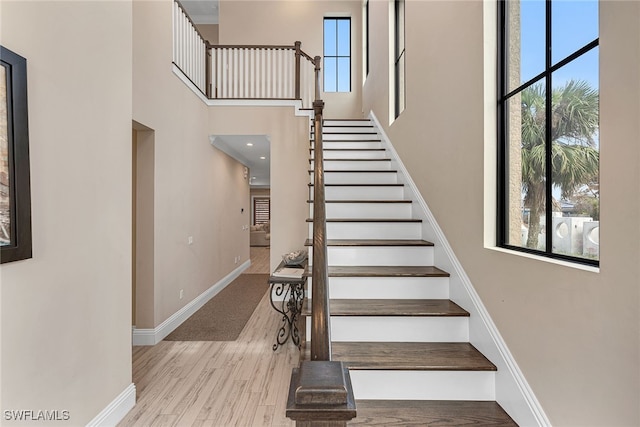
119;290;298;427
245;246;271;274
119;246;297;426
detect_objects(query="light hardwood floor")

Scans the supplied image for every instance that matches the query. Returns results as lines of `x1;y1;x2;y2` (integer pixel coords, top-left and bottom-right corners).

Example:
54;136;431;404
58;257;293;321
245;246;271;274
120;247;298;427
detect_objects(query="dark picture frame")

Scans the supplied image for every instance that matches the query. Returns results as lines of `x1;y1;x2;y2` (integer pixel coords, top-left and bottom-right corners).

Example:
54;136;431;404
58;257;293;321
1;45;32;263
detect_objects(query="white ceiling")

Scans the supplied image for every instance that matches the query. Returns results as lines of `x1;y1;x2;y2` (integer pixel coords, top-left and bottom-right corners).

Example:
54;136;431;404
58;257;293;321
210;135;271;187
180;0;219;25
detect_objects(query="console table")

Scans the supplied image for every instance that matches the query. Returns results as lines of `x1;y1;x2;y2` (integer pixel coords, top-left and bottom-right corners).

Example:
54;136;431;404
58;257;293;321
269;261;307;351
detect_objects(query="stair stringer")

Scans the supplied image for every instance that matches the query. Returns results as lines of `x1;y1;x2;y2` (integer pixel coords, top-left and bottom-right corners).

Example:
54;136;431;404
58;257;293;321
368;111;551;427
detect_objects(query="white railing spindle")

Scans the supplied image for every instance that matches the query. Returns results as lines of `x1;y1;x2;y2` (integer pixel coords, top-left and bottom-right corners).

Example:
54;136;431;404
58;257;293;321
172;1;208;95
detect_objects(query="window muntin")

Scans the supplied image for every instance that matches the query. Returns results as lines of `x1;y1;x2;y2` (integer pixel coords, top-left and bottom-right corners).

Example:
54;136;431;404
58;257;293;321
324;18;351;92
498;0;599;265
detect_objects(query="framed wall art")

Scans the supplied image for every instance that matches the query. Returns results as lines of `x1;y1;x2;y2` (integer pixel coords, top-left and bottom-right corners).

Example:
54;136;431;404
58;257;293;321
1;45;32;263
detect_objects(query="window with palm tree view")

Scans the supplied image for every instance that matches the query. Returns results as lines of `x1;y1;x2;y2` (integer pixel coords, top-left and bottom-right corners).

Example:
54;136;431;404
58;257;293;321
498;0;599;264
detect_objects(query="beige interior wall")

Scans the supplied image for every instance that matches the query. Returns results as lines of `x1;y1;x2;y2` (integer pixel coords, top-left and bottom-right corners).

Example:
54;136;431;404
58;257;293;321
362;1;640;425
218;0;363;119
0;1;133;424
209;107;309;272
196;24;219;45
133;1;249;327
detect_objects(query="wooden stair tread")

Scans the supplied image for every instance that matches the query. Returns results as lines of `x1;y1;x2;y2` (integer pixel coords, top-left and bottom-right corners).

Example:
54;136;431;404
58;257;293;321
307;200;411;204
309;148;386;151
308;169;397;173
309;158;391;162
302;342;496;371
307;218;420;223
349;400;517;426
301;299;469;317
323;118;372;121
309;138;382;142
304;238;432;246
305;266;450;277
315;132;379;135
309;183;403;187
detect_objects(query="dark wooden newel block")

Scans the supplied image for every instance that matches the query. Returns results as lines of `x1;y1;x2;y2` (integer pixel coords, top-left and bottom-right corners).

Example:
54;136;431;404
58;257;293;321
286;361;357;426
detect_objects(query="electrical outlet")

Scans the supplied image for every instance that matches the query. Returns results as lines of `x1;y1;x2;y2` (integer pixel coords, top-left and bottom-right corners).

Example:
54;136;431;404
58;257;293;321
188;236;193;245
179;289;184;299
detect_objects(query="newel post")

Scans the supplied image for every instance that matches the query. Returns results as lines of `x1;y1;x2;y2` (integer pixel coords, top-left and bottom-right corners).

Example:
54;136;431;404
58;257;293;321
313;55;321;102
295;41;302;100
286;361;357;426
205;42;212;98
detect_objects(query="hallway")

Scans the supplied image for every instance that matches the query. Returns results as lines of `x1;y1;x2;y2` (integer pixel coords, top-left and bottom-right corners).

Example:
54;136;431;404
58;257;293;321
120;249;299;426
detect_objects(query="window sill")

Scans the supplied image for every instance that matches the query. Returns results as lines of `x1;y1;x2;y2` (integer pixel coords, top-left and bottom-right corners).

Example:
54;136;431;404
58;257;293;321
486;246;600;273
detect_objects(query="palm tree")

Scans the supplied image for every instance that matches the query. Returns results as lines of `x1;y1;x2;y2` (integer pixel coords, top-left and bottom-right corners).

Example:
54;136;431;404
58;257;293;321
520;79;599;249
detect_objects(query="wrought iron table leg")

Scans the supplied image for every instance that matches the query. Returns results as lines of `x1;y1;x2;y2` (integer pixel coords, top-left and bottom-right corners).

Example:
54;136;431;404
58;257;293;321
270;282;305;351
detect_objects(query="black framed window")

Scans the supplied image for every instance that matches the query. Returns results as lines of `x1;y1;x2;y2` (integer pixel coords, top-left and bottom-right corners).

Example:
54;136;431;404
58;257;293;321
1;46;32;264
324;17;351;92
497;0;599;265
394;0;405;118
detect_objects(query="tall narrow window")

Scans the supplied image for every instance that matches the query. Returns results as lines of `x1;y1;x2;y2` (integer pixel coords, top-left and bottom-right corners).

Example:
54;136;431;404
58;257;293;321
498;0;599;265
394;0;405;118
253;197;270;225
324;17;351;92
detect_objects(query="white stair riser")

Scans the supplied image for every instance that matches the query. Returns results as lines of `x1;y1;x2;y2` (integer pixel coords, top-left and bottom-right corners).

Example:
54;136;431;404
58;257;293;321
309;202;412;219
308;246;434;266
312;160;391;170
310;222;422;240
318;133;379;141
321;186;406;200
306;317;468;342
314;150;388;160
308;277;450;300
314;141;384;149
349;371;496;401
323;120;373;127
313;171;397;184
314;126;376;133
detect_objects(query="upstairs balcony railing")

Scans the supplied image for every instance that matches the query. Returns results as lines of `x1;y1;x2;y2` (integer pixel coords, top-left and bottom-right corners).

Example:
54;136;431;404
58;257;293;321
173;1;317;108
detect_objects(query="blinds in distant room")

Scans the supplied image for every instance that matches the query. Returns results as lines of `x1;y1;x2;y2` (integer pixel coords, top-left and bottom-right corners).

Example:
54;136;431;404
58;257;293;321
253;197;270;224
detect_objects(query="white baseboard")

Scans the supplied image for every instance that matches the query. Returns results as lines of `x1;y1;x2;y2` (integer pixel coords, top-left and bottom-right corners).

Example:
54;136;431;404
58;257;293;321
368;111;551;427
86;383;135;427
132;260;251;346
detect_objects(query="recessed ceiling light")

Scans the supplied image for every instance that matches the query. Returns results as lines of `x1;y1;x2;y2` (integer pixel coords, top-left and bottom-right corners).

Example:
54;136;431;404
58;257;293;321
260;156;266;160
246;143;253;147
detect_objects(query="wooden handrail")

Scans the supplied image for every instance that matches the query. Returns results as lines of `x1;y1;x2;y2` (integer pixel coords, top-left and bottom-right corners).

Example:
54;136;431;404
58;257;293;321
211;44;295;50
287;55;356;427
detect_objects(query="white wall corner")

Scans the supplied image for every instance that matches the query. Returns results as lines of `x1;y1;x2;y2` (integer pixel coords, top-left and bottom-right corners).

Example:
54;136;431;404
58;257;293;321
132;260;251;345
85;383;136;427
368;110;551;427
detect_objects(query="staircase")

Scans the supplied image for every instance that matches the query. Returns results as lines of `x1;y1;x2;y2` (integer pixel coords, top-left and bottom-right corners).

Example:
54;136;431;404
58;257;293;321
303;118;518;426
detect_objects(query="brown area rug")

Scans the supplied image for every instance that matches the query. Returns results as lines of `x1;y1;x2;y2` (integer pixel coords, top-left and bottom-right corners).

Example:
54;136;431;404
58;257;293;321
164;274;269;341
